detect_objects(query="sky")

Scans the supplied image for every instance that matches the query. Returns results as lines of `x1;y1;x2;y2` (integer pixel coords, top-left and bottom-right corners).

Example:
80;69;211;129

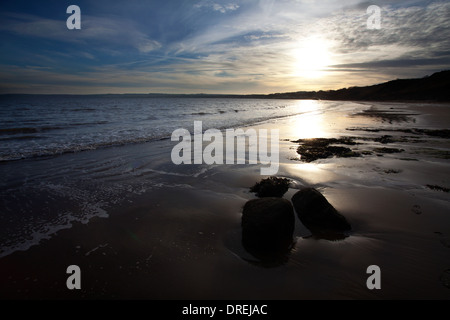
0;0;449;94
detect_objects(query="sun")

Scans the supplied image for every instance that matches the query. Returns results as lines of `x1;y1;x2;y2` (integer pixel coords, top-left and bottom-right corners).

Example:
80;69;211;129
292;37;333;78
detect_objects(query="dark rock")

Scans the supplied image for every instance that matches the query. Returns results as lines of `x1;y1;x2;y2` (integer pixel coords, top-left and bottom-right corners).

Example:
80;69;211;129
291;137;358;146
411;204;422;215
440;269;450;288
374;135;395;144
426;184;450;193
373;147;404;154
294;138;361;162
384;169;401;174
420;129;450;138
291;188;351;236
250;176;290;198
242;198;295;262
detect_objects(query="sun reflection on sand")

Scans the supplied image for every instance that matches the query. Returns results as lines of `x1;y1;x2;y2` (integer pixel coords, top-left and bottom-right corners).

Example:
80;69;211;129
285;161;342;185
287;100;327;139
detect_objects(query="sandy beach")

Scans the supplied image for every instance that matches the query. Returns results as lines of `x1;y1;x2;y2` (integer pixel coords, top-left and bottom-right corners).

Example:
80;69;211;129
0;100;449;299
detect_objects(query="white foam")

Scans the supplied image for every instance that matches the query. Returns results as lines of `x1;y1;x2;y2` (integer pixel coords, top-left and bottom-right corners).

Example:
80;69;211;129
0;212;75;258
0;197;110;259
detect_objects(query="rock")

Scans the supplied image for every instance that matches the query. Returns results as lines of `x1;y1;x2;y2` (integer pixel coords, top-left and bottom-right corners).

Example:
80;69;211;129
294;138;361;162
291;188;351;236
249;176;290;198
373;147;404;154
242;198;295;262
374;135;395;144
440;269;450;288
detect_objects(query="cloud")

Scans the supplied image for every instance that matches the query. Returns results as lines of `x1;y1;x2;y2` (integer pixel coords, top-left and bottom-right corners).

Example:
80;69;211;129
1;0;449;94
0;12;161;54
79;52;96;60
194;1;240;13
320;2;450;65
180;0;450;89
214;70;234;77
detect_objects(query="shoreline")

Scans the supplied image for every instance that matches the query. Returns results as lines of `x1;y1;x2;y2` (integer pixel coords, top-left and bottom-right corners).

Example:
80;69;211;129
1;99;448;164
0;101;449;299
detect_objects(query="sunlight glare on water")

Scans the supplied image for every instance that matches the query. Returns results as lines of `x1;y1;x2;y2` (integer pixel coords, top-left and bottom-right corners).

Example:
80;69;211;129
290;100;326;139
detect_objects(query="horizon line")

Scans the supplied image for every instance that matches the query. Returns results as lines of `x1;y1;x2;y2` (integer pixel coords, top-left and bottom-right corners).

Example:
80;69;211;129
1;69;448;97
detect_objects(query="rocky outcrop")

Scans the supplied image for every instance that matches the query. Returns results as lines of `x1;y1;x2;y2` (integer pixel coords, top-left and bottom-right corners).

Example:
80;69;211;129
249;177;290;198
242;198;295;261
291;188;351;235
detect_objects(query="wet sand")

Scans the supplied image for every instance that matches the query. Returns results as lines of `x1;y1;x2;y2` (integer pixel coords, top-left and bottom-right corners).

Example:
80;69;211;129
0;101;449;299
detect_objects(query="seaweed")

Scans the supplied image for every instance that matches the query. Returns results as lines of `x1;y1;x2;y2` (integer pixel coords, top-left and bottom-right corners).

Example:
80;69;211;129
426;184;450;193
250;177;291;198
292;138;361;162
373;147;404;154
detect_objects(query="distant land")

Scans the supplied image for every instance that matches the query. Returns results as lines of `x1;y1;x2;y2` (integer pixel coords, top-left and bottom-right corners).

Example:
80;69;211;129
266;70;450;102
146;70;450;101
2;70;450;101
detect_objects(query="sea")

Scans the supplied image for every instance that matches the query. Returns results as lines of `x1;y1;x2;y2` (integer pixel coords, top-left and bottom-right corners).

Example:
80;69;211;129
0;95;317;162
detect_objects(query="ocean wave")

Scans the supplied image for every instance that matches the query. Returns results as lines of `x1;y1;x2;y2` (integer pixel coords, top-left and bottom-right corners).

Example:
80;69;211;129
0;134;171;162
0;106;320;162
70;108;97;112
191;112;213;116
0;199;109;259
71;120;110;126
0;126;63;135
0;135;47;141
0;97;335;163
